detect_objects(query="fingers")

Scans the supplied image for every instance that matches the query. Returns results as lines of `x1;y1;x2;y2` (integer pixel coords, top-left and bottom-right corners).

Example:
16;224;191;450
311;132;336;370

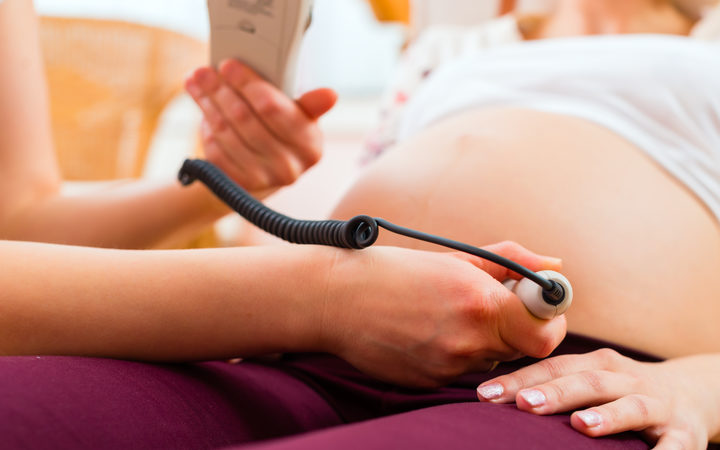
240;81;322;163
477;349;627;403
185;60;329;191
459;241;562;282
219;59;327;158
452;241;566;358
515;370;639;414
498;301;566;358
570;396;669;439
297;88;338;120
498;0;517;15
212;83;305;185
653;429;699;450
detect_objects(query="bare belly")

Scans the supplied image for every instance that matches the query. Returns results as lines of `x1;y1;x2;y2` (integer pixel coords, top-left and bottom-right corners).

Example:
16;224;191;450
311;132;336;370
331;109;720;358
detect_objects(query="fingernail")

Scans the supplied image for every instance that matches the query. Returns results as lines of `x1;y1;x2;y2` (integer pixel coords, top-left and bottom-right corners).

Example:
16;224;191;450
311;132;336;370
477;383;504;400
519;389;546;407
226;61;245;81
196;69;219;93
576;410;603;428
543;257;563;267
186;80;202;98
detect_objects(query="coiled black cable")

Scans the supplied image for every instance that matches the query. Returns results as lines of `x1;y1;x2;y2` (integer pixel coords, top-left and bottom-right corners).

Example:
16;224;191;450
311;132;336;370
179;159;554;291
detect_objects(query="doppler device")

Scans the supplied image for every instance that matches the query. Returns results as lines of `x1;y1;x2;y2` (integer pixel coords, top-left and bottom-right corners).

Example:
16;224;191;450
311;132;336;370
199;0;572;319
207;0;313;96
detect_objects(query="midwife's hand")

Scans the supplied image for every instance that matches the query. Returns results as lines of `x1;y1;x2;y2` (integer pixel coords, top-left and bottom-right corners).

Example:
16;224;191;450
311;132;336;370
321;241;567;388
477;350;720;449
186;59;337;198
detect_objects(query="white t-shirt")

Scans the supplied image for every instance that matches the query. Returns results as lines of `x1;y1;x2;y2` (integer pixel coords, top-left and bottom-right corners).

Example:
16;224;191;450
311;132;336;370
398;34;720;222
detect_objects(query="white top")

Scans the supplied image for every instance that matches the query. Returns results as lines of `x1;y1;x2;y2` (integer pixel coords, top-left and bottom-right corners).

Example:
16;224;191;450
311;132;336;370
398;34;720;221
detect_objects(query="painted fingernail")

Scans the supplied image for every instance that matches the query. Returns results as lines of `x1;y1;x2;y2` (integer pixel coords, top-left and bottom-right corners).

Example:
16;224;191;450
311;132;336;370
519;389;546;407
576;411;603;428
477;383;504;400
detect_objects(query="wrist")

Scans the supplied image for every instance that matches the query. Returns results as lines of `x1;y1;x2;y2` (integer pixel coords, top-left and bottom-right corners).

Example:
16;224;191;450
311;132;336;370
313;247;362;357
276;245;347;354
190;183;231;218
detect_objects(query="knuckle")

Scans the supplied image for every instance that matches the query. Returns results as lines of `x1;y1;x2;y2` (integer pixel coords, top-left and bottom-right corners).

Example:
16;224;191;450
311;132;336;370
536;357;566;380
273;161;300;186
546;381;567;403
203;143;223;163
230;103;250;123
579;370;607;394
245;170;269;191
593;348;624;368
626;394;651;423
274;172;295;187
460;291;502;328
531;330;560;358
501;240;523;253
440;336;479;359
304;146;322;166
254;96;281;117
493;240;522;257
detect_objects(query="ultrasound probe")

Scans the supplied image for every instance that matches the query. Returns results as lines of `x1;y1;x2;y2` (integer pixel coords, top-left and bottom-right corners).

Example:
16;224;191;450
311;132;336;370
178;159;573;320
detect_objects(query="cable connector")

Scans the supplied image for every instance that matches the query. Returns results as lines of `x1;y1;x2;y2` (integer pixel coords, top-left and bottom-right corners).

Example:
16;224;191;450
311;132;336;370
503;271;573;319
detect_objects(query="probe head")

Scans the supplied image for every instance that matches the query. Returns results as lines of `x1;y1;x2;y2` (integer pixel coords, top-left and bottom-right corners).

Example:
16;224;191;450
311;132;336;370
503;270;573;320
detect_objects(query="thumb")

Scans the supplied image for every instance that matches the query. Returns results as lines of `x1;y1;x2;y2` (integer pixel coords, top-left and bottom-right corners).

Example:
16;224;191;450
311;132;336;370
456;240;562;282
498;0;517;15
297;88;338;120
458;240;567;358
499;295;568;358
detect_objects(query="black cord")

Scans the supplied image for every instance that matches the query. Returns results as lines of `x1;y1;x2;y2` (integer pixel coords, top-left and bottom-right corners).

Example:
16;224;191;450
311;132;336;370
178;159;554;291
373;219;553;290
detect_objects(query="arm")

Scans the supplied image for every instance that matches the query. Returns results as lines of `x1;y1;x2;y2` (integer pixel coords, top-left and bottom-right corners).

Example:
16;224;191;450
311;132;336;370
0;0;225;248
477;349;720;448
0;0;331;249
0;239;566;388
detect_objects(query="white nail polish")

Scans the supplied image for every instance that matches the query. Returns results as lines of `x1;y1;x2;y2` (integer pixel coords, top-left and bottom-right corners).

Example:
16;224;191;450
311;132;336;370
577;411;603;428
519;389;546;407
477;383;504;400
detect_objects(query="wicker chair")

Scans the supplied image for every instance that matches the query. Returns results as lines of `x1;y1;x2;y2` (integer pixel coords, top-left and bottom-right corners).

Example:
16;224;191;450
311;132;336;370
39;16;220;248
40;16;206;181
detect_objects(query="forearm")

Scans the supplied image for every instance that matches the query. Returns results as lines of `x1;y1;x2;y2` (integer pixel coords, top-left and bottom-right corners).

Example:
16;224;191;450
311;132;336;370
0;240;330;360
0;0;62;214
1;180;228;249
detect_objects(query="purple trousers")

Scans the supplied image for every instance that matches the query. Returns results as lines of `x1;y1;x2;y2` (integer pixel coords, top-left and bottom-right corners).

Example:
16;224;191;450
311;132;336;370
0;334;686;449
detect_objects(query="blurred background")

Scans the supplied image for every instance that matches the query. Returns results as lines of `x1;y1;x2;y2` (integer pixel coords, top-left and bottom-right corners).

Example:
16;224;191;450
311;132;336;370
36;0;500;244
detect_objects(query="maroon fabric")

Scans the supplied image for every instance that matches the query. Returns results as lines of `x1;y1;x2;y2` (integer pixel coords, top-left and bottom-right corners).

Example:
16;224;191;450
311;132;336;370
0;334;703;450
238;403;647;450
0;357;340;449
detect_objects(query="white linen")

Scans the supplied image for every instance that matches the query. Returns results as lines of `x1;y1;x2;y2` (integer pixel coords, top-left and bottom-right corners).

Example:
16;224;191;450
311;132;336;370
398;35;720;221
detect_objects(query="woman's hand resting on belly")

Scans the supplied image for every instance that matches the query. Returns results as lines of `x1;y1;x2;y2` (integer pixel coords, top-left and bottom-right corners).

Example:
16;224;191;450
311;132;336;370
477;349;720;448
320;241;566;388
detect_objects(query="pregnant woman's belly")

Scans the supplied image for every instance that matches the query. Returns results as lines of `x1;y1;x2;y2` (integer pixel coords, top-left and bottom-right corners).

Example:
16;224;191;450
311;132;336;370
331;108;720;358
